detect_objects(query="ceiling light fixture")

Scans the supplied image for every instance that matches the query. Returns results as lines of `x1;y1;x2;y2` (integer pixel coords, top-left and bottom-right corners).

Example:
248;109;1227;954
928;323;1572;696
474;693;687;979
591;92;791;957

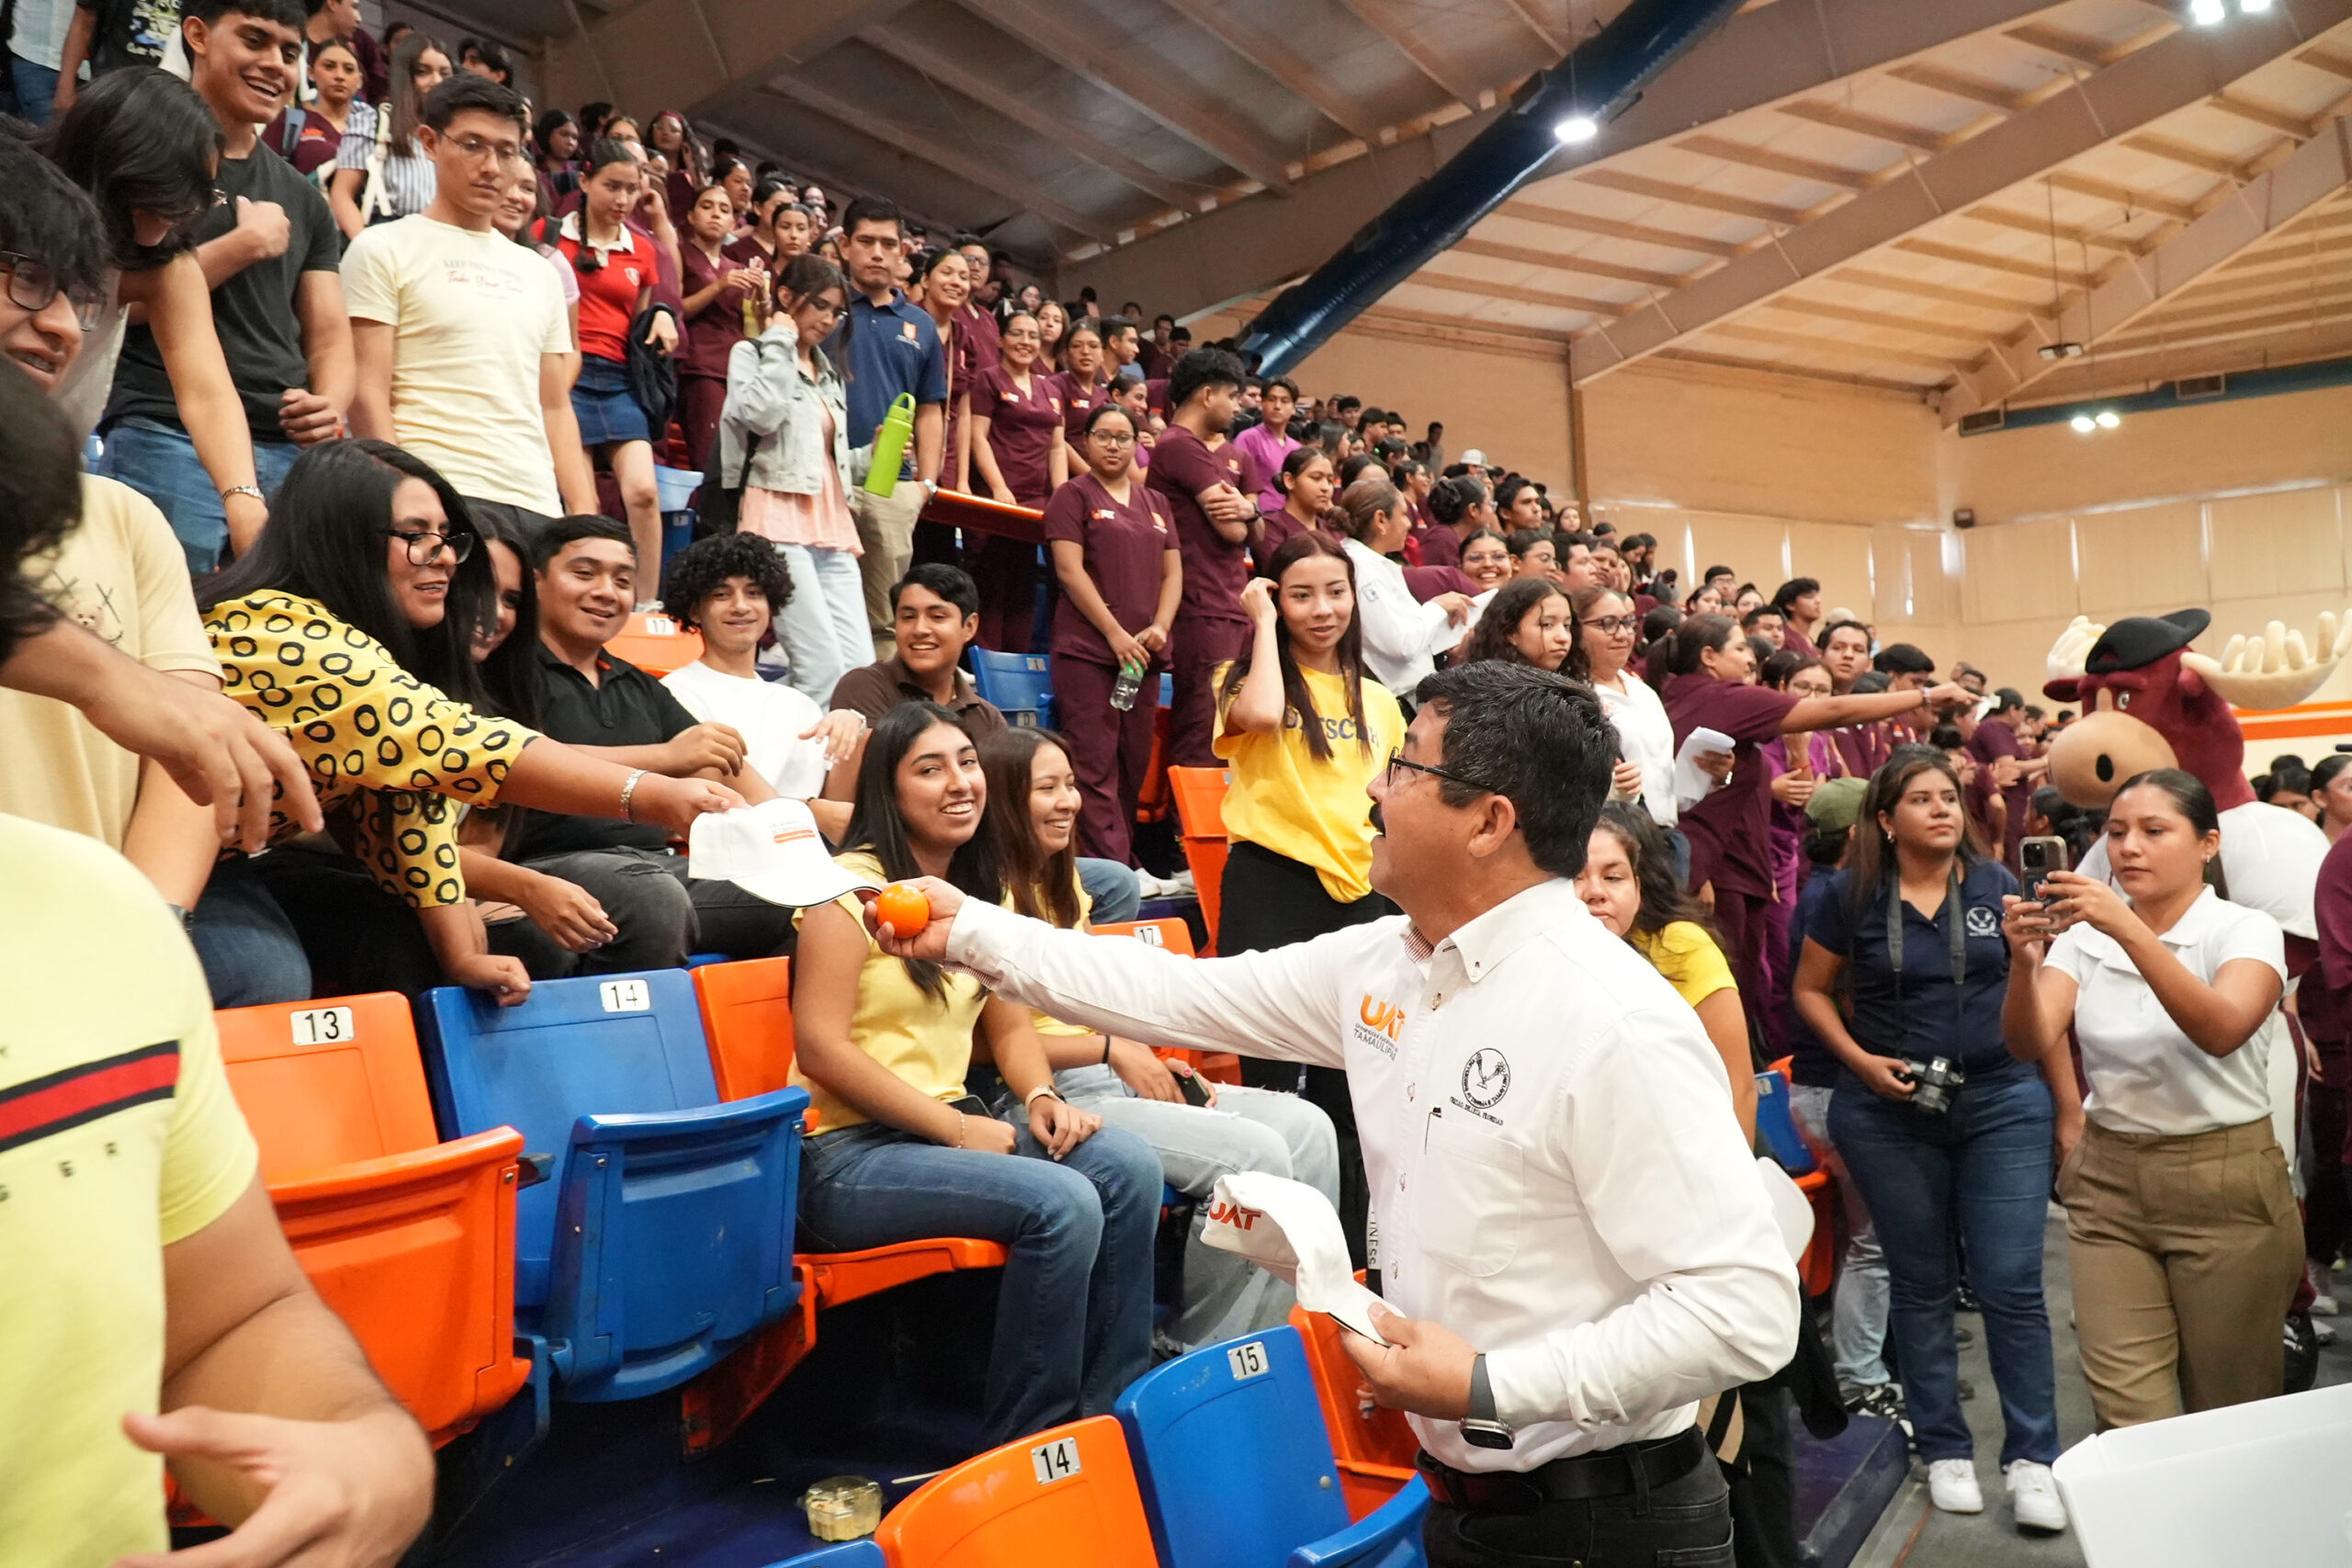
2095;410;2121;428
2040;341;2086;361
2190;0;2227;22
2071;414;2098;434
1555;115;1600;144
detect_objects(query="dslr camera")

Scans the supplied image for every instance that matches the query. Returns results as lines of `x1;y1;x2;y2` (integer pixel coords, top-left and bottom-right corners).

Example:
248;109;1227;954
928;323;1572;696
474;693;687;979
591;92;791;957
1900;1055;1966;1116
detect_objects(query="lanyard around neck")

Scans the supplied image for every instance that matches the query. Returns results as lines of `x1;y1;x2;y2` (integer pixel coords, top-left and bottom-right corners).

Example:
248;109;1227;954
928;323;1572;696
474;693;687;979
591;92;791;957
1886;861;1967;1051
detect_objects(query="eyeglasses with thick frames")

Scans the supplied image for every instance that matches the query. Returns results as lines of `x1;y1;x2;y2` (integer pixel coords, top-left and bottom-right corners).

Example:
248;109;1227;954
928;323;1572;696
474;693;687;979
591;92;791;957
385;527;477;566
1383;750;1492;795
0;252;104;331
1581;614;1640;636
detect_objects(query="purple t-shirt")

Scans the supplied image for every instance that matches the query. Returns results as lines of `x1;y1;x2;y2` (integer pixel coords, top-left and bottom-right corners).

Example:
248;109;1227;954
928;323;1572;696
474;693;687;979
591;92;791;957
678;243;751;380
1965;715;2030;868
1415;521;1463;570
1149;426;1250;626
1044;473;1175;665
1664;672;1801;898
1234;422;1297;512
1058;370;1113;444
972;362;1064;506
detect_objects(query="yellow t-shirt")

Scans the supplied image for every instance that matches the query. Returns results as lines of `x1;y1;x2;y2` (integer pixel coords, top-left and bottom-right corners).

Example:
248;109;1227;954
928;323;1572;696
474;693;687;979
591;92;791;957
792;851;987;1134
1631;919;1738;1010
207;591;536;908
1215;661;1400;903
1015;871;1096;1043
339;215;574;515
0;477;222;848
0;816;259;1564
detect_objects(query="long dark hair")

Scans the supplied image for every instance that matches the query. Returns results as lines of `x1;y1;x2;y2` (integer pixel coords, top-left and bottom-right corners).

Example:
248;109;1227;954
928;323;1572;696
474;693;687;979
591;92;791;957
1564;583;1631;684
979;728;1082;932
42;67;220;269
1847;745;1982;923
847;703;1004;1000
199;440;492;705
387;30;447;152
1461;577;1566;668
1592;802;1718;942
1217;532;1371;762
472;515;542;728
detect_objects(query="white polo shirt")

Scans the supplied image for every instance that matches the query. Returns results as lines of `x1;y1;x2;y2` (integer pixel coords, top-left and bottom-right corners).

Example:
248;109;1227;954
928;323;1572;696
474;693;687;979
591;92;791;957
2044;886;2286;1137
944;877;1799;1472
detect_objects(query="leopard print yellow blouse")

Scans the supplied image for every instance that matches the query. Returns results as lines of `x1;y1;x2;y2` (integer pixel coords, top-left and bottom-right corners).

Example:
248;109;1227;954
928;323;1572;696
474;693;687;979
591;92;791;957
205;591;537;908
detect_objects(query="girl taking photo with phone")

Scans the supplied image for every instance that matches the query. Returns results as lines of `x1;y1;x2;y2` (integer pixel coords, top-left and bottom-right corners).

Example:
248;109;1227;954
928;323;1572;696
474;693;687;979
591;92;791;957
791;703;1161;1448
2002;768;2300;1430
1792;748;2068;1533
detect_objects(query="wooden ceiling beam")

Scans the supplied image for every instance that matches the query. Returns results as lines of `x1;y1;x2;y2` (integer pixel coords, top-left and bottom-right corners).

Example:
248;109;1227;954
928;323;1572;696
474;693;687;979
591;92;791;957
1702;320;1967;371
1328;0;1486;108
1676;133;1886;191
1452;235;1693;290
2210;90;2318;139
1495;200;1747;258
2044;169;2207;223
1960;204;2164;253
2120;130;2273;179
1777;99;1967;153
1888;62;2030;113
1762;294;2015;342
1894;236;2097;287
1153;0;1384;141
1652;345;1940;395
1576;166;1819;225
1498;0;1573;56
1406;267;1629;316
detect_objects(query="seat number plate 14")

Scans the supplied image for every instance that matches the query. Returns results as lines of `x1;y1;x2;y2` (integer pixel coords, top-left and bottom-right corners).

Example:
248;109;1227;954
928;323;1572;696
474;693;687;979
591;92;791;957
599;980;650;1012
1030;1436;1082;1484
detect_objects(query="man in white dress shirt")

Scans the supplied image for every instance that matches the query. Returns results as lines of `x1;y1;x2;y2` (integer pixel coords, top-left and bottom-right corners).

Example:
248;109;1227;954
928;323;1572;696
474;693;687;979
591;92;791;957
872;660;1798;1566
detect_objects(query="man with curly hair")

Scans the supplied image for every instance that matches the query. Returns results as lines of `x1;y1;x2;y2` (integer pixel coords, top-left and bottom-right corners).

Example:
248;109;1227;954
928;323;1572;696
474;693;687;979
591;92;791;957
660;534;865;837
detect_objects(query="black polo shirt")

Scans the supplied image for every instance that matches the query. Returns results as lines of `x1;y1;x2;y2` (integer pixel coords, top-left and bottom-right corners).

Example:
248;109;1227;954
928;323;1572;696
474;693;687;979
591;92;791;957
514;642;697;860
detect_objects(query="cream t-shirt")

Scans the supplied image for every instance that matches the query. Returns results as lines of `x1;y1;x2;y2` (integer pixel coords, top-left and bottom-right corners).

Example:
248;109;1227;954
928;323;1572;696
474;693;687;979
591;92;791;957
0;475;221;847
341;214;572;514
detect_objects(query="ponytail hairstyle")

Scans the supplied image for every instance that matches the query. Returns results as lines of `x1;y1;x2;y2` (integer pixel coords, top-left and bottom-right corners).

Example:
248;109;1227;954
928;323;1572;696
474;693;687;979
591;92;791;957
1427;474;1485;527
1217;532;1371;762
1275;444;1332;506
846;703;1005;1001
1329;476;1404;545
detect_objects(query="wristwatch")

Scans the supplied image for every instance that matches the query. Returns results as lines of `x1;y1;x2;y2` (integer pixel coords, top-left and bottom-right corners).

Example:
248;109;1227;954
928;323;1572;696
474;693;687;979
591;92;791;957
1461;1353;1515;1450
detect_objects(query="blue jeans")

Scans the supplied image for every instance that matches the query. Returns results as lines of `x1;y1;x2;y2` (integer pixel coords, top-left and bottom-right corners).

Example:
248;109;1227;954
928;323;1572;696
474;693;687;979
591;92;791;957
1077;857;1141;923
188;854;312;1006
1829;1066;2059;1466
11;56;59;125
767;541;870;705
96;418;299;576
798;1113;1161;1448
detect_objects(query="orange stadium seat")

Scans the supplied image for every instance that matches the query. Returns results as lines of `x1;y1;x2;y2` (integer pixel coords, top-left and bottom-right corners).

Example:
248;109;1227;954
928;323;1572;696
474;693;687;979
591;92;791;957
681;958;1008;1452
1165;766;1231;953
214;993;532;1444
874;1415;1158;1568
605;610;704;677
1288;1305;1419;1519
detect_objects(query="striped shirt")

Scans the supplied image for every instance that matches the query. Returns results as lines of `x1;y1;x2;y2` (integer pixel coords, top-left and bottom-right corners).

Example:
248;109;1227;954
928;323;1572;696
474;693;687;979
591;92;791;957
334;100;436;224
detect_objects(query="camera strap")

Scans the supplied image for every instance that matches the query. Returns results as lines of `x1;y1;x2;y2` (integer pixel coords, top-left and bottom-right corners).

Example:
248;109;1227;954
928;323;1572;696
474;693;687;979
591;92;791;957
1885;861;1966;1059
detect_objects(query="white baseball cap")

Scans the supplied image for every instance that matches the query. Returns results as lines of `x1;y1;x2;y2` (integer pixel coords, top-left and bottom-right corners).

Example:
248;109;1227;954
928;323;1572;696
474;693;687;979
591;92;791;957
1459;448;1489;467
1202;1172;1389;1345
687;797;876;908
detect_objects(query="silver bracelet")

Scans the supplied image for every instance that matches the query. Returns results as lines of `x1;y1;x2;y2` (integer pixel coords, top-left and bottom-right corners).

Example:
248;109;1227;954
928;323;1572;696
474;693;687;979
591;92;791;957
220;484;266;504
619;768;647;822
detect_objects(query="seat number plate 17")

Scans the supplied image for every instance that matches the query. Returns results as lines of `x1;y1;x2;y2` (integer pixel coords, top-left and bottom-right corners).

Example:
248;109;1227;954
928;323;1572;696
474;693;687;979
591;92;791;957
599;979;650;1013
1227;1340;1269;1381
1030;1436;1082;1484
289;1006;354;1045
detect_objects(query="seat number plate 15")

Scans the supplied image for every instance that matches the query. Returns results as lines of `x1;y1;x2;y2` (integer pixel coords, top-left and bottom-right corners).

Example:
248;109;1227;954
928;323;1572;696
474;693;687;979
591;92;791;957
1030;1436;1082;1484
289;1006;354;1044
599;979;650;1013
1227;1340;1269;1381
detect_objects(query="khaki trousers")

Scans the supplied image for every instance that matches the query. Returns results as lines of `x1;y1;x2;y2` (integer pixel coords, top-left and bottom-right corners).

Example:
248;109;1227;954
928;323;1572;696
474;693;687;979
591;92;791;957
850;480;929;658
2060;1116;2301;1429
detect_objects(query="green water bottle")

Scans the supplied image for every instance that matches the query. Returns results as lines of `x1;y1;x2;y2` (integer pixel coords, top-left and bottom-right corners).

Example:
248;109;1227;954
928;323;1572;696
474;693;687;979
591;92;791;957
863;392;917;498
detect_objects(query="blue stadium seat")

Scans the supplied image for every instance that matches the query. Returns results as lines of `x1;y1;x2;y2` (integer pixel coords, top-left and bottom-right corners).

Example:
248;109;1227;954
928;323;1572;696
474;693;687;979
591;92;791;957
1289;1477;1429;1568
969;649;1055;727
1114;1325;1358;1568
756;1545;885;1567
416;970;809;1404
1754;1067;1817;1176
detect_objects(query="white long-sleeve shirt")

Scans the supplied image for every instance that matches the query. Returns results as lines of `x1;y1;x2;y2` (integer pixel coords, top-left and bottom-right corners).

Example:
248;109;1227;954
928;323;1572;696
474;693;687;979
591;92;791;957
1341;537;1458;695
945;877;1799;1472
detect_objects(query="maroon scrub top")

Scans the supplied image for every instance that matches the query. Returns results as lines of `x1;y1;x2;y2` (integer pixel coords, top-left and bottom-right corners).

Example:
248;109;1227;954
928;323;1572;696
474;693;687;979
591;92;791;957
678;243;752;380
1149;426;1250;626
1664;672;1802;899
972;362;1064;506
1044;472;1175;665
1058;370;1113;444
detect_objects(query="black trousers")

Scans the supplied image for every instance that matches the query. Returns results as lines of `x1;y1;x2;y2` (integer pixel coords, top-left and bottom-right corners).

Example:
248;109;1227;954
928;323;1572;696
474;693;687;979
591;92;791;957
1216;840;1391;1269
1424;1446;1734;1568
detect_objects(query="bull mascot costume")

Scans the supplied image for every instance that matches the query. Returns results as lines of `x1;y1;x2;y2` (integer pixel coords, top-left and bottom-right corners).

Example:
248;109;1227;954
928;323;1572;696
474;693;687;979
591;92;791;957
2042;607;2340;1389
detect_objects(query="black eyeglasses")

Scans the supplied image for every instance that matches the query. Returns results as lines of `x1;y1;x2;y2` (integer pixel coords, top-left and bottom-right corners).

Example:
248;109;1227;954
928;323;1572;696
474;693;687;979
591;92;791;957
385;527;476;565
1383;750;1493;795
1581;614;1639;636
0;251;104;330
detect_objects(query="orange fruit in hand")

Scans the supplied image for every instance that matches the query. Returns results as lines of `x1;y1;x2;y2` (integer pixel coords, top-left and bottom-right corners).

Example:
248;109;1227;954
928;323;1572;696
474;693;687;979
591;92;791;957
875;883;931;941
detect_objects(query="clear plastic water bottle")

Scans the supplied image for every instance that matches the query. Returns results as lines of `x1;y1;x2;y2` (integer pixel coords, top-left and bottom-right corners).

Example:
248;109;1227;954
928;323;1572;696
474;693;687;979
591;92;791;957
1110;660;1143;712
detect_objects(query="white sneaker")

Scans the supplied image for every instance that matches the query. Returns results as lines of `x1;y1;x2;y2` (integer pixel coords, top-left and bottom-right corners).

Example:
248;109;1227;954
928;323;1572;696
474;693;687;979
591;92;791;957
2314;1292;2340;1317
2005;1461;2067;1532
1928;1459;1984;1514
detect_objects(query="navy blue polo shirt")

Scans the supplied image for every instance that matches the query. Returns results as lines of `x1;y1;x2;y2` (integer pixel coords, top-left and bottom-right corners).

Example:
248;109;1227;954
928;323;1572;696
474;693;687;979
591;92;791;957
1785;872;1844;1089
1805;859;2021;1077
825;293;949;476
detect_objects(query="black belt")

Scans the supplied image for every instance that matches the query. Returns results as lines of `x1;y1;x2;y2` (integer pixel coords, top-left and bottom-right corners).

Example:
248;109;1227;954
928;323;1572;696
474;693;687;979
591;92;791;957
1417;1426;1709;1514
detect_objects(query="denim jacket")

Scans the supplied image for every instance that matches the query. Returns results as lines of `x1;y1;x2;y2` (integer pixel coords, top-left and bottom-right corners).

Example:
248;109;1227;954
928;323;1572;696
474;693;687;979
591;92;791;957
718;324;854;499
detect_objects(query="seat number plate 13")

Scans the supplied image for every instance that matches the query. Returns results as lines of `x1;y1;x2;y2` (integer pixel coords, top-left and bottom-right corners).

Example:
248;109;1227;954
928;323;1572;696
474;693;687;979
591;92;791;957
600;980;650;1013
1227;1340;1268;1381
289;1007;354;1044
1030;1436;1082;1484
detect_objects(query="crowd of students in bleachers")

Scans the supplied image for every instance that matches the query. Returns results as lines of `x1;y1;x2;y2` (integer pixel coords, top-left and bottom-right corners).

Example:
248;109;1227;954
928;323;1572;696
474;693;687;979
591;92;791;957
1;4;2345;1562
